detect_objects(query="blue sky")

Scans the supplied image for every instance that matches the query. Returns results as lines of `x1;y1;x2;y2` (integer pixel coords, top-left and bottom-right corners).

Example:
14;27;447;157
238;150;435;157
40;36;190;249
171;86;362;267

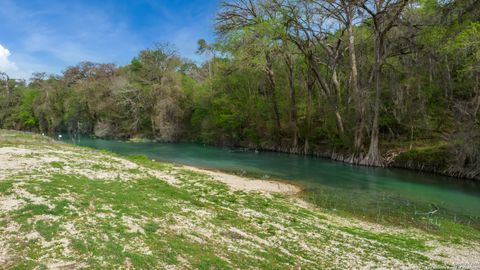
0;0;219;79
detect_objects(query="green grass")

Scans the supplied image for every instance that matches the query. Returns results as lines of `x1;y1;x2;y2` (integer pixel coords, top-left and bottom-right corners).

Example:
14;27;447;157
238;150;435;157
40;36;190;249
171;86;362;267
35;220;61;241
49;161;65;169
341;227;428;250
0;181;13;193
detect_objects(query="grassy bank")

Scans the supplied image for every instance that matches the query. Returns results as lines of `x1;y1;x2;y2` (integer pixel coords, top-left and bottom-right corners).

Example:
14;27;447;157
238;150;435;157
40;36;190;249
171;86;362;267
0;130;479;269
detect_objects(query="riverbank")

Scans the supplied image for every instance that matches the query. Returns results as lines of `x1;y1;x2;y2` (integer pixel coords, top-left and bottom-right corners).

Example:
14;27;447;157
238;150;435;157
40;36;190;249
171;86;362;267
215;139;480;182
53;131;480;182
1;130;480;269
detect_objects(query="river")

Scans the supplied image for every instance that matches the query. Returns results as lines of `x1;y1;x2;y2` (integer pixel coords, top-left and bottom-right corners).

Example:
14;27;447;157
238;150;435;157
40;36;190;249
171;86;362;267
61;136;480;226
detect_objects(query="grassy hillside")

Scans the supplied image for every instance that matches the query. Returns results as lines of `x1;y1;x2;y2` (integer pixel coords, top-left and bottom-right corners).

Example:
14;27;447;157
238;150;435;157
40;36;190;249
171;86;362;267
0;130;479;269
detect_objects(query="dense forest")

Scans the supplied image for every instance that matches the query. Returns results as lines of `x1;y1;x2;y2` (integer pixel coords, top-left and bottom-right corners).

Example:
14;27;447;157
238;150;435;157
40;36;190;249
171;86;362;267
1;0;479;179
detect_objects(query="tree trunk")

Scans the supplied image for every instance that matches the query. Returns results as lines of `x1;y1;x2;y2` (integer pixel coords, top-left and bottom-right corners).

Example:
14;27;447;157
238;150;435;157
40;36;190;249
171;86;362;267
304;70;315;155
428;54;433;83
285;55;298;150
332;68;342;105
445;55;452;99
474;73;480;118
334;107;345;136
308;56;345;136
331;68;345;137
362;33;384;166
347;10;365;152
265;52;281;138
151;116;156;138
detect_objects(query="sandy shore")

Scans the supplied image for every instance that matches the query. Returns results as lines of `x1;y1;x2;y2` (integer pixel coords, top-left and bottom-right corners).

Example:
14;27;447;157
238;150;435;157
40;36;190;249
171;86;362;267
183;166;301;194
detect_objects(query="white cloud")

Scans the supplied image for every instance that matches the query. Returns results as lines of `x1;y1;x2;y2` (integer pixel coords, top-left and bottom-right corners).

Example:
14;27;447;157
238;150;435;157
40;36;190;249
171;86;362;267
0;44;19;74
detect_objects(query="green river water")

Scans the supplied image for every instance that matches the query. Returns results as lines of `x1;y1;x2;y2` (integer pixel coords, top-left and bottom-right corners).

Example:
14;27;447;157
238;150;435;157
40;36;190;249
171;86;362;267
62;136;480;226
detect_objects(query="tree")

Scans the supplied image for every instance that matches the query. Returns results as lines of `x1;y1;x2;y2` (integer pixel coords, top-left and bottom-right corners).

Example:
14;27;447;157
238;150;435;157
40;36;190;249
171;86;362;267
130;44;186;140
357;0;409;166
322;0;365;152
275;0;347;137
196;39;216;80
217;0;283;138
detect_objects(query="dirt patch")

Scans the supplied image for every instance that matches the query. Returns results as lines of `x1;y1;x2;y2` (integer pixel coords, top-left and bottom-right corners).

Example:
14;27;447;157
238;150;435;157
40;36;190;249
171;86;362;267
426;241;480;269
122;215;145;234
0;195;24;212
47;261;86;270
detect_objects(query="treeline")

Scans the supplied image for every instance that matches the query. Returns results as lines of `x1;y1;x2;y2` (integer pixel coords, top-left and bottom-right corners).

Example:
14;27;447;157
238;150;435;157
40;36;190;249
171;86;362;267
0;46;193;142
0;0;479;173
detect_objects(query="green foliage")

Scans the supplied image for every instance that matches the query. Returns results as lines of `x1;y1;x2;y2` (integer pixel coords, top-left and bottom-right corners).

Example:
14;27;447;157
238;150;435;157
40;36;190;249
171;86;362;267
395;145;449;166
17;87;40;128
443;21;480;74
130;57;143;72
